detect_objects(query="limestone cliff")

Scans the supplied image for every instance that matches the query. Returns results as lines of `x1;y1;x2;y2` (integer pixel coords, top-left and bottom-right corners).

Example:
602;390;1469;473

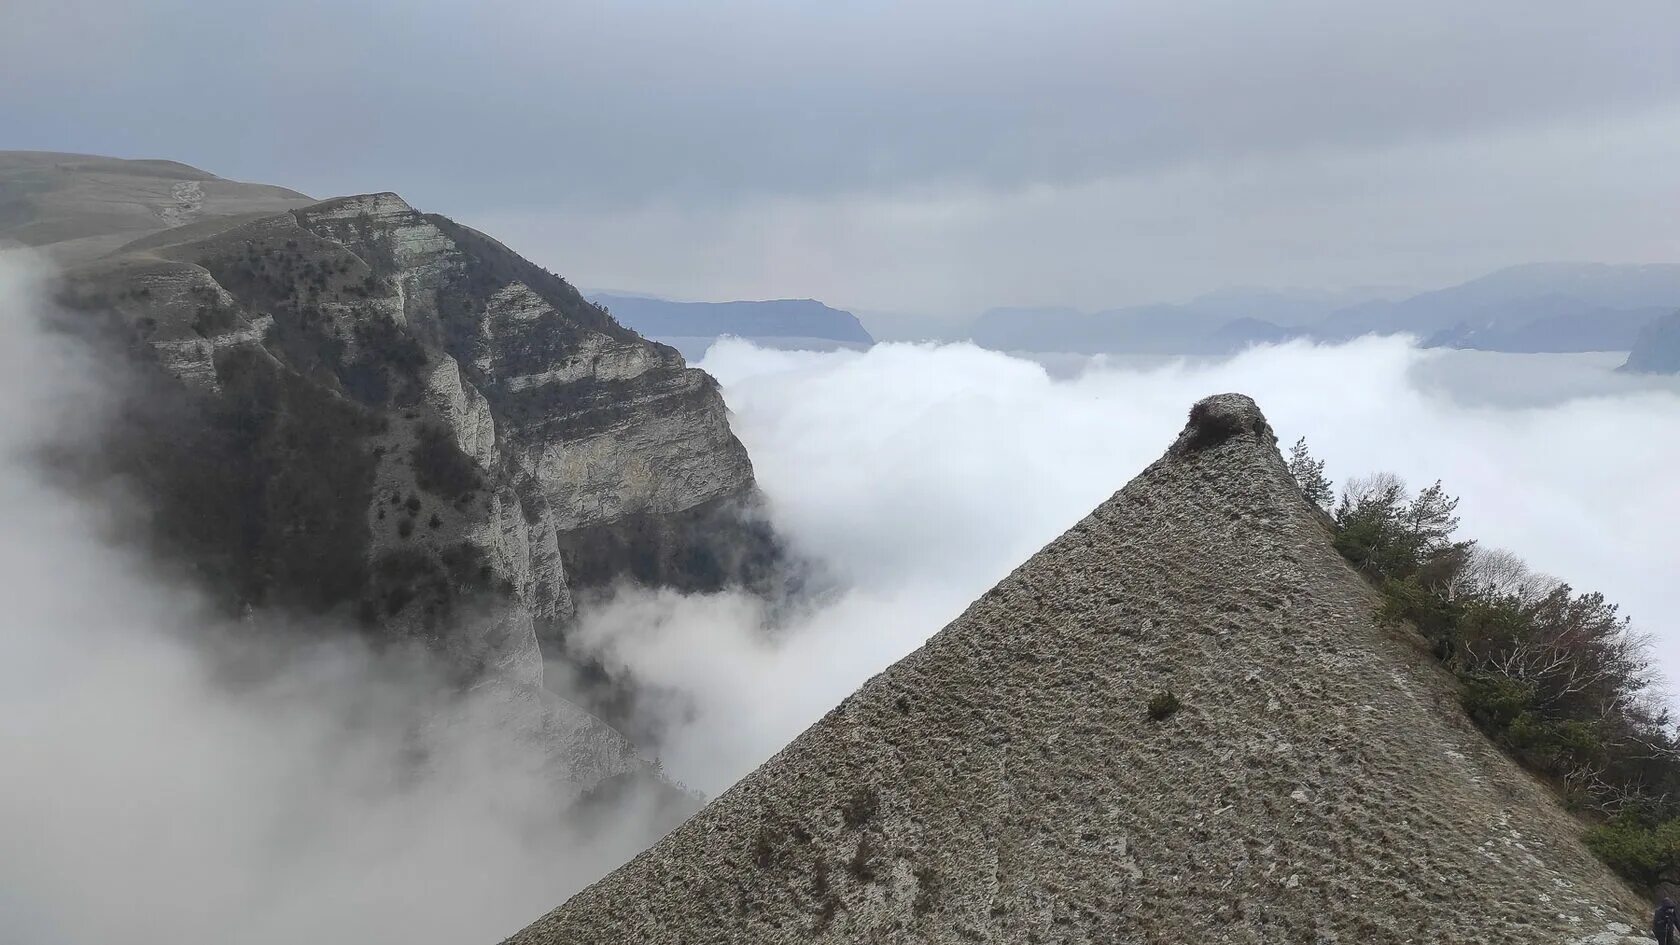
502;395;1647;945
9;152;774;793
61;185;771;652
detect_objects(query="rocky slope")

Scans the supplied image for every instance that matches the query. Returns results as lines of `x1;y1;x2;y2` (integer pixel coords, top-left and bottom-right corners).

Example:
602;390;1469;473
502;394;1646;944
9;153;776;793
1621;309;1680;373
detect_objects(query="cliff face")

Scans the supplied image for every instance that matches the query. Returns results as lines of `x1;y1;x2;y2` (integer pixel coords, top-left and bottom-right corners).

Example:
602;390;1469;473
63;190;770;672
503;394;1646;945
1622;309;1680;374
19;155;774;793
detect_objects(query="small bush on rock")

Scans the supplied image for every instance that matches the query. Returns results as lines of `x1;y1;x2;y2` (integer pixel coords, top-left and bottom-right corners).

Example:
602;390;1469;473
1147;690;1181;722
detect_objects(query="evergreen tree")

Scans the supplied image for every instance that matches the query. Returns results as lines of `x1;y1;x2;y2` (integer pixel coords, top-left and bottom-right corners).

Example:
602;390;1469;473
1286;437;1334;510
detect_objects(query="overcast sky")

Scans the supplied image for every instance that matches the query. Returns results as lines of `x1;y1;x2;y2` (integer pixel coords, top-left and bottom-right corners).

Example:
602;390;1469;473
5;0;1678;314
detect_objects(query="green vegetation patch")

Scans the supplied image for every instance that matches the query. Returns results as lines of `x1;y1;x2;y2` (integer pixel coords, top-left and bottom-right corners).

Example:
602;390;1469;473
1146;690;1181;722
1289;439;1678;889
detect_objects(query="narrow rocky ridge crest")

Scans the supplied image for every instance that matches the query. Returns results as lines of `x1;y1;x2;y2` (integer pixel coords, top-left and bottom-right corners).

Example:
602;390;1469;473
500;393;1646;945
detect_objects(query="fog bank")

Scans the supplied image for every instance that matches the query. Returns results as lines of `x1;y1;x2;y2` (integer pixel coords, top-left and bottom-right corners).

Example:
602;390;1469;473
572;337;1680;795
0;256;663;945
5;248;1677;942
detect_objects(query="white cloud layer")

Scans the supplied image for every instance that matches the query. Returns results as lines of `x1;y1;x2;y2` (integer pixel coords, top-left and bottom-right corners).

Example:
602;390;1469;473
0;257;662;945
4;243;1678;941
572;338;1680;795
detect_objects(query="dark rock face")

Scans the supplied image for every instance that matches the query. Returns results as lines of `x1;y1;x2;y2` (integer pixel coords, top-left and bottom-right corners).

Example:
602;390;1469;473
34;167;773;720
502;393;1645;945
1622;310;1680;374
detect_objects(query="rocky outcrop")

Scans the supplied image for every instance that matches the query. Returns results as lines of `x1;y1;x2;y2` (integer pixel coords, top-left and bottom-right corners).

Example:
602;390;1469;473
66;185;769;630
502;394;1646;945
28;155;775;792
1621;309;1680;374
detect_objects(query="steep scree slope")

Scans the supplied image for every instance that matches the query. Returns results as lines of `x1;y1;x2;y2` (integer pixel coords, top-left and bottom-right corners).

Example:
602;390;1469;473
502;394;1646;944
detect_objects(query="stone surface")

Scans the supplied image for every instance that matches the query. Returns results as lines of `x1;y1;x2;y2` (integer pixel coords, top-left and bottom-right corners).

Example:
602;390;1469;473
503;394;1647;945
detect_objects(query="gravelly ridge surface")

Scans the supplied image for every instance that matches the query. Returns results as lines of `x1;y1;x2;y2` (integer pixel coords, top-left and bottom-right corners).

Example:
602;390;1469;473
502;394;1646;945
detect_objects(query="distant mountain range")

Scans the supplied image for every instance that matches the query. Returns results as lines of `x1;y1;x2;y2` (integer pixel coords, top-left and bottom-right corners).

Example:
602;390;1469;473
965;264;1680;356
967;303;1303;356
603;264;1679;359
589;293;873;360
1319;263;1680;351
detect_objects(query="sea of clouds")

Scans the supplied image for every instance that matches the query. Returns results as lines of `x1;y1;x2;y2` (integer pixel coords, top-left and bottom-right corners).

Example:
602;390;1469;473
572;336;1680;795
3;249;1677;943
0;258;663;945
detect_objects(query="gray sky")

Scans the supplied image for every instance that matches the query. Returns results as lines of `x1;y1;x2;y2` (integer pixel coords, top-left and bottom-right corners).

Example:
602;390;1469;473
5;0;1678;314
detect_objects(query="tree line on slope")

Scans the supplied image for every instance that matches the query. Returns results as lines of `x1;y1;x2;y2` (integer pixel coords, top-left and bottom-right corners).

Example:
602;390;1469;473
1287;439;1680;889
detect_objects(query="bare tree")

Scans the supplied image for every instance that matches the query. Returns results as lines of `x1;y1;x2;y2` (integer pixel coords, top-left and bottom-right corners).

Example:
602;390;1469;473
1457;546;1559;602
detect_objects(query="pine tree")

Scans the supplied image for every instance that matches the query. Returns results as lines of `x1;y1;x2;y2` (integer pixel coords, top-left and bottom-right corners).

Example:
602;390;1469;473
1286;437;1334;510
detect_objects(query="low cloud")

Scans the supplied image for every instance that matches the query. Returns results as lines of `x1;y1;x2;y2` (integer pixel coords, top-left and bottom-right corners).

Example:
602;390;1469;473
5;245;1678;942
573;337;1680;795
0;256;666;945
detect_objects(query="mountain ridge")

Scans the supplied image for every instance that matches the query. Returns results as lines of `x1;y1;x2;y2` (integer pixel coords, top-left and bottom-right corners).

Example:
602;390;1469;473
854;264;1680;356
501;393;1645;944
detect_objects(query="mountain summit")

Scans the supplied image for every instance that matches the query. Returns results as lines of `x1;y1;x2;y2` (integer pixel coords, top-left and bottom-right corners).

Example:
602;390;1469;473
501;394;1644;944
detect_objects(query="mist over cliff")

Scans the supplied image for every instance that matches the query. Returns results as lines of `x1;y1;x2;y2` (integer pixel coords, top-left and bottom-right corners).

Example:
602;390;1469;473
0;257;684;945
